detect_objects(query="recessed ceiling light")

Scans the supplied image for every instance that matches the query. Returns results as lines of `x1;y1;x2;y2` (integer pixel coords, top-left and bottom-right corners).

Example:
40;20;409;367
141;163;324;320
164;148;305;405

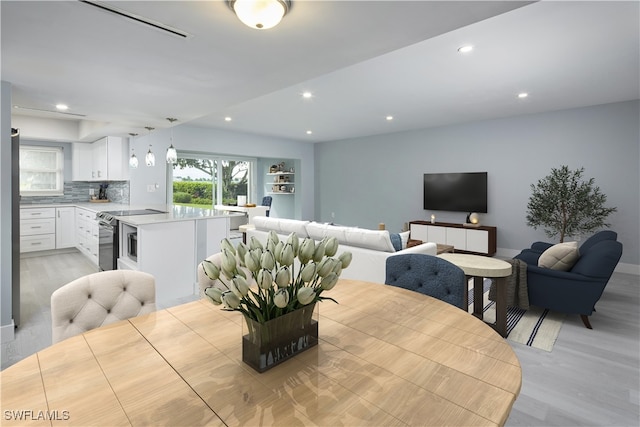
386;116;394;121
306;130;313;135
518;92;529;99
458;45;473;53
302;92;313;99
224;116;232;122
55;104;69;110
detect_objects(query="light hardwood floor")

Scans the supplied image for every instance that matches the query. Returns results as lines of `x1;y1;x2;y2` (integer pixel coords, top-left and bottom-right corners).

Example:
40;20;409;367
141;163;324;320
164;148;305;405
2;250;638;426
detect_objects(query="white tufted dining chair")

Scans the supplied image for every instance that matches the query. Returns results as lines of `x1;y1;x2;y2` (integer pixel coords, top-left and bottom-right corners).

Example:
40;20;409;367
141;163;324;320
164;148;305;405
51;270;156;344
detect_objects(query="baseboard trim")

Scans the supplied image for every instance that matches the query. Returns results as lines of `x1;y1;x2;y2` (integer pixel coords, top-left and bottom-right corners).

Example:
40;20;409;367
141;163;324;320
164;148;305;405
1;320;15;343
614;262;640;276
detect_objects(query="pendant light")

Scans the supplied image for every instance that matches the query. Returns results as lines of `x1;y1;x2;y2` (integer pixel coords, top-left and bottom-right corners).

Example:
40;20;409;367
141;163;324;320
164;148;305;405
144;126;155;167
128;133;139;168
228;0;291;30
166;117;178;164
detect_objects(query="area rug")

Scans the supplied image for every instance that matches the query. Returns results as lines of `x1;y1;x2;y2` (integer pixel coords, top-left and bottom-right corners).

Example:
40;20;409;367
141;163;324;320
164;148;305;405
468;279;565;352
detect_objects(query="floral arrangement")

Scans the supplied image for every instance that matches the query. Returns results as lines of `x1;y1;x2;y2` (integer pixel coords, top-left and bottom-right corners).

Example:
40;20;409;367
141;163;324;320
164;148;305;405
201;231;352;323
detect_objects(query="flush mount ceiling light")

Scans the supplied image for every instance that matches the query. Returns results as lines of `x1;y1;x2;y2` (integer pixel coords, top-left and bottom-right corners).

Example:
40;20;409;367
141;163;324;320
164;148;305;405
458;45;474;53
228;0;291;30
55;104;69;110
144;127;155;167
166;118;178;164
518;92;529;99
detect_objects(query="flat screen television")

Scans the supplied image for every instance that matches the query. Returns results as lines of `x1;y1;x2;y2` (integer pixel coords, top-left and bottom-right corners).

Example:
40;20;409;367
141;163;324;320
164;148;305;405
423;172;488;213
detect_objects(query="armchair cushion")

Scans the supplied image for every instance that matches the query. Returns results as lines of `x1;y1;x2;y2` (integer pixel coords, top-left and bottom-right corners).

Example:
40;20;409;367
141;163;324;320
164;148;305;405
538;241;579;271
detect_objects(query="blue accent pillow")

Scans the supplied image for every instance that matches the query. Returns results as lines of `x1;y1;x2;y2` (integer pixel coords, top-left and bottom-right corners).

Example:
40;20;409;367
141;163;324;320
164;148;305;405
390;233;402;252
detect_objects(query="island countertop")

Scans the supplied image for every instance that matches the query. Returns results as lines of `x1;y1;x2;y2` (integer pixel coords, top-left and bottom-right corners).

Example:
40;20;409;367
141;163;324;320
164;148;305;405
116;205;244;226
20;203;243;225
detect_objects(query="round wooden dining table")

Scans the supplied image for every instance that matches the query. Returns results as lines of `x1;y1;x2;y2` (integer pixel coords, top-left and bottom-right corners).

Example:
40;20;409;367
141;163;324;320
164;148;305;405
1;279;521;426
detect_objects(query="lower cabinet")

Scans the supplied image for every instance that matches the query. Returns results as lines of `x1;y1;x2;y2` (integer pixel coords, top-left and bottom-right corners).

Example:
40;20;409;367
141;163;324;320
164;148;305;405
55;207;76;249
75;208;99;265
409;221;497;256
20;207;56;253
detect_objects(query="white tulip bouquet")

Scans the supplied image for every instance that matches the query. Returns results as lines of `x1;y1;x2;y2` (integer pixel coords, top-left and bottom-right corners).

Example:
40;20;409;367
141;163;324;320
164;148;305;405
201;230;352;324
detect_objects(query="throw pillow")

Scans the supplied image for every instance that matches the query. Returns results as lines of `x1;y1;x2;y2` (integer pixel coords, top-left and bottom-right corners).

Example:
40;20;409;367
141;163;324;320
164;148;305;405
390;233;402;252
538;241;580;271
399;231;411;249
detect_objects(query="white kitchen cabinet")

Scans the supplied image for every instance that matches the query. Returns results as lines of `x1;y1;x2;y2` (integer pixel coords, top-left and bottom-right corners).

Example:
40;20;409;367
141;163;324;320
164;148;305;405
75;207;99;265
72;136;129;181
55;207;76;249
71;143;93;181
92;137;108;180
20;207;56;252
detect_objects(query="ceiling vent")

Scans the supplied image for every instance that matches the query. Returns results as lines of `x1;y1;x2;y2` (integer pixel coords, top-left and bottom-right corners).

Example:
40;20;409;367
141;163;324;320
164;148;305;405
79;1;191;39
13;106;87;118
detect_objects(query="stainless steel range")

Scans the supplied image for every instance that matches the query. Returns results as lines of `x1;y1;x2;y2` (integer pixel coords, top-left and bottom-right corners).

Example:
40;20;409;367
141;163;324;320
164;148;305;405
95;209;166;271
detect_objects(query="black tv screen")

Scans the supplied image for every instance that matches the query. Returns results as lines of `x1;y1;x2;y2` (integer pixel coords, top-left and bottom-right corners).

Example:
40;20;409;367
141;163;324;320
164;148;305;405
423;172;488;213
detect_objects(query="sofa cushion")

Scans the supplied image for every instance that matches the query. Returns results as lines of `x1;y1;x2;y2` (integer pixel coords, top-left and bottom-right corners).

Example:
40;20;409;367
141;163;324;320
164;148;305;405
277;218;310;237
306;222;350;242
253;216;309;237
538;241;580;271
306;222;328;240
344;228;396;253
253;216;278;231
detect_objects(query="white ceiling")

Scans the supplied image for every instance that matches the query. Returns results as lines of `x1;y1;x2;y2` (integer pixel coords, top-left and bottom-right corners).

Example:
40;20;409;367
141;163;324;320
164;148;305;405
2;0;638;143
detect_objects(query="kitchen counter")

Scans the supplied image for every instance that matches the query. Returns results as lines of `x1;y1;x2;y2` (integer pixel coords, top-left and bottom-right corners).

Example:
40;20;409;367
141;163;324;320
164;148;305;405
20;203;237;304
21;203;243;224
116;206;244;226
21;202;128;213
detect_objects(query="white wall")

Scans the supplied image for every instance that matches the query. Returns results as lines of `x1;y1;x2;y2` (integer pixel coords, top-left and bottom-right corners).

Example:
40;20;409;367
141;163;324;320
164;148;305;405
1;81;14;340
314;100;640;270
129;125;316;220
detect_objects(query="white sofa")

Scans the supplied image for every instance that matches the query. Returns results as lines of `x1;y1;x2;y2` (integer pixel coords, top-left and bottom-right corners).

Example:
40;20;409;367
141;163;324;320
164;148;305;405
246;216;437;284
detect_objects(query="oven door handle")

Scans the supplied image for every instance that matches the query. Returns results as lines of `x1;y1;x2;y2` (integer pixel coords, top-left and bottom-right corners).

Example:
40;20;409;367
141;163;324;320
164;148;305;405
98;220;115;228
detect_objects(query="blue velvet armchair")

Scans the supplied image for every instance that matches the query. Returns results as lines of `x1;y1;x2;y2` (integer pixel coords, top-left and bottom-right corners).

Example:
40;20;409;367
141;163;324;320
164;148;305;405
514;231;623;328
385;254;467;309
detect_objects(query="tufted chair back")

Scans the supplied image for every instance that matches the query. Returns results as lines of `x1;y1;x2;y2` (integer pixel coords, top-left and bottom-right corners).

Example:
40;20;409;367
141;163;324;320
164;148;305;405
385;254;466;309
51;270;156;344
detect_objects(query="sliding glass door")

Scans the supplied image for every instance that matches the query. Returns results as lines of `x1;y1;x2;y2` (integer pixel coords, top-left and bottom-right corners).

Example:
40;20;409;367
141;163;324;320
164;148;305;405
171;153;255;208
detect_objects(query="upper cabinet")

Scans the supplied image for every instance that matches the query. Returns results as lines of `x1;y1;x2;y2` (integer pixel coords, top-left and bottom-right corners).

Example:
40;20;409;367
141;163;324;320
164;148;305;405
71;143;93;181
72;136;129;181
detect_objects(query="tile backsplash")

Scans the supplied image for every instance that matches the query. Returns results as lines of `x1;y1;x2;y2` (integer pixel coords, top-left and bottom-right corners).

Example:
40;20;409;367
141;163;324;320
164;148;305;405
20;181;130;205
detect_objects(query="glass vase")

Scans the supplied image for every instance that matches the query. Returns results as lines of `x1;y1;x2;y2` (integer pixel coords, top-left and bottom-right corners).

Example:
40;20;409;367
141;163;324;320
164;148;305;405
242;303;318;373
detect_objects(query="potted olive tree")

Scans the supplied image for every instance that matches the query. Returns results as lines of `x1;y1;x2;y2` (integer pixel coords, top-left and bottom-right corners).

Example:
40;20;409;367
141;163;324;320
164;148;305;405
526;165;617;242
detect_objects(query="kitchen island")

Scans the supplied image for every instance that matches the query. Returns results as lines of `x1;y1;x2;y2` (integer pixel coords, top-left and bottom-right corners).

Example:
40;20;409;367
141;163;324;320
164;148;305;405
113;205;244;304
20;203;244;304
